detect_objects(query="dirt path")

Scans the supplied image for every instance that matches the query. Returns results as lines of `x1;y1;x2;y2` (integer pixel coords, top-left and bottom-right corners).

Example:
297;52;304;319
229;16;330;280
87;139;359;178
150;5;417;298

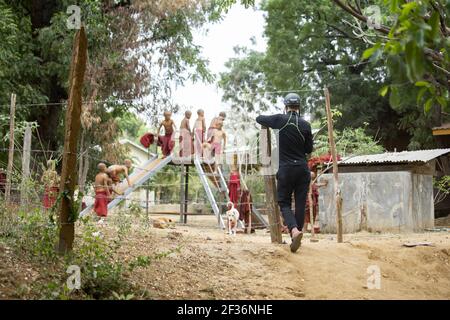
1;214;449;299
119;215;450;300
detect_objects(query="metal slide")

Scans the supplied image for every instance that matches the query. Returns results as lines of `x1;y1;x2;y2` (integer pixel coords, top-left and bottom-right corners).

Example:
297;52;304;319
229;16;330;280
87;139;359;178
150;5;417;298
251;207;269;228
194;156;225;229
79;155;172;217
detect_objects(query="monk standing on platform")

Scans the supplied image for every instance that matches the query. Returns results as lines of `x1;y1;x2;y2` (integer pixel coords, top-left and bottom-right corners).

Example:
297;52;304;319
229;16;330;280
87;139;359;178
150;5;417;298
107;159;133;188
207;111;226;142
94;163;111;220
157;110;176;158
41;160;60;210
179;110;193;158
210;121;227;171
194;109;206;157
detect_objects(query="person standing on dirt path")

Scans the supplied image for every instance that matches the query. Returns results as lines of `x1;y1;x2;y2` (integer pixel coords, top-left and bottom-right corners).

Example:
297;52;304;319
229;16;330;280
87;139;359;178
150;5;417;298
256;93;313;253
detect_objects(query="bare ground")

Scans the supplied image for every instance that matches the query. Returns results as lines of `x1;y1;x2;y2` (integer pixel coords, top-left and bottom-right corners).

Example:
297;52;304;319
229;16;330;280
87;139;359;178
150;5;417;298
1;214;449;300
119;215;450;300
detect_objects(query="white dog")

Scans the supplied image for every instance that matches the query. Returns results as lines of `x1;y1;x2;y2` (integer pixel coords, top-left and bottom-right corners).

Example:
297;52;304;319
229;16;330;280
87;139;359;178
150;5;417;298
225;201;240;236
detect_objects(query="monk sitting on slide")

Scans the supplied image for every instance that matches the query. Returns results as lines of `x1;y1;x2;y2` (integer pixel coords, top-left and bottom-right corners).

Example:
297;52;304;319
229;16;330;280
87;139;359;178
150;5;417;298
107;159;133;189
107;176;123;202
94;163;111;221
157;110;176;158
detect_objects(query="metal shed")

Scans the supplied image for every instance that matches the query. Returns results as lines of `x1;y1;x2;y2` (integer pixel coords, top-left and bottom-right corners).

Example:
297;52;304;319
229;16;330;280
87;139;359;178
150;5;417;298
318;149;450;233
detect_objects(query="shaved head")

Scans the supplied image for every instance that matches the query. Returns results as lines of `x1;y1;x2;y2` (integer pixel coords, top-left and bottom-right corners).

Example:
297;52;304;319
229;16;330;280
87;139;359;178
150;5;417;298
124;159;132;168
98;163;106;171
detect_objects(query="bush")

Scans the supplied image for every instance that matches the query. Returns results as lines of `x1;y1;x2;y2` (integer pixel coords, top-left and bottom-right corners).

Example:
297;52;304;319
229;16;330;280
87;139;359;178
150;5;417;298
0;198;176;300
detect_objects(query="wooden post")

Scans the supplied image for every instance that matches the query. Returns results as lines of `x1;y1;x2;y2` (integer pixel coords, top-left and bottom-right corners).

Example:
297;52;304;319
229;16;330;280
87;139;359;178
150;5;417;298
146;147;150;220
261;126;282;244
20;123;32;206
324;87;343;243
5;93;16;205
308;183;319;242
58;27;88;254
184;165;189;224
179;164;185;223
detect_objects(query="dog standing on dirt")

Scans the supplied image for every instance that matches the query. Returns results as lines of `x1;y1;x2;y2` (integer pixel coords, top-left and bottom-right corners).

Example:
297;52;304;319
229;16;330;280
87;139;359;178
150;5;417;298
226;201;240;236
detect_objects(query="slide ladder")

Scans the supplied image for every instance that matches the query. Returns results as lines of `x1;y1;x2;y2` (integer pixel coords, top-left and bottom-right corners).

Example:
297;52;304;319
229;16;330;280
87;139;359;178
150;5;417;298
80;155;173;217
217;165;267;228
194;156;225;229
216;166;245;229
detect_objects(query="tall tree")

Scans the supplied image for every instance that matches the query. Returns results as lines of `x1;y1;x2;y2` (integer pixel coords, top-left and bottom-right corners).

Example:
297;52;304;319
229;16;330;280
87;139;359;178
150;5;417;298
0;0;221;185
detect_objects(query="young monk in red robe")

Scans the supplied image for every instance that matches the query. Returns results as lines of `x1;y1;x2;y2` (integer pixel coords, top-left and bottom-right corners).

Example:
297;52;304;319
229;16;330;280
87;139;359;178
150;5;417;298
209;121;226;172
179;110;193;158
228;165;240;208
106;176;122;203
94;163;111;219
41;160;60;210
239;188;255;233
157;111;176;158
304;171;327;233
194;109;206;157
207;111;226;142
107;159;133;187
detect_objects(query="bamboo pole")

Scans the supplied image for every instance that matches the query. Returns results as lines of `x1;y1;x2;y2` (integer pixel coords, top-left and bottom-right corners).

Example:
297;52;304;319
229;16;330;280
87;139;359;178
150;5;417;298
308;183;317;240
324;87;343;243
5;93;16;205
20;123;32;206
184;165;189;224
179;164;185;223
58;26;88;254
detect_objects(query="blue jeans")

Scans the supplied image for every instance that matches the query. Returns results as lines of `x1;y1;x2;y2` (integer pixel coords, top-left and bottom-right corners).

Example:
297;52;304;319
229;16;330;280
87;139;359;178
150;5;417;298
276;164;311;233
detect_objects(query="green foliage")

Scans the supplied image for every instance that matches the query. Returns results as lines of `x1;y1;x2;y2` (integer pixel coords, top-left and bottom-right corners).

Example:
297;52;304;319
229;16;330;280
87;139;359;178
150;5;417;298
434;175;450;196
219;46;275;113
0;196;177;300
220;0;449;150
313;111;384;157
0;0;223;168
116;112;149;144
362;0;449;113
313;126;385;157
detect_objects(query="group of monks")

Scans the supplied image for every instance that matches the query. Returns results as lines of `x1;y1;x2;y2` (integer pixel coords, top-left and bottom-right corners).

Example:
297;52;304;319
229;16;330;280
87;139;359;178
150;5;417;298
37;109;322;232
92;108;227;221
153;109;227;166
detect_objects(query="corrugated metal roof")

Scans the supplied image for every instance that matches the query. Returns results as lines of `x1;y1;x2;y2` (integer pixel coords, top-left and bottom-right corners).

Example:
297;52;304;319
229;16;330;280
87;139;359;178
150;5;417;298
340;148;450;165
432;123;450;131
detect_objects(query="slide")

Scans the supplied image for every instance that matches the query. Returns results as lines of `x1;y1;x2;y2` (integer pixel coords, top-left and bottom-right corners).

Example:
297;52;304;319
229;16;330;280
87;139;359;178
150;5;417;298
79;155;173;217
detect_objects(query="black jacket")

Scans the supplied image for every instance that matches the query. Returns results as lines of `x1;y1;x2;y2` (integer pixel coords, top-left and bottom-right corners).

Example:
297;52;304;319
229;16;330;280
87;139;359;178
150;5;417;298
256;111;313;167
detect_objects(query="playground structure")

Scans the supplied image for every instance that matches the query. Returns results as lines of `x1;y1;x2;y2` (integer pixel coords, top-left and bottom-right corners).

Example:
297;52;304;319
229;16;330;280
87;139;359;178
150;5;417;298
79;149;268;230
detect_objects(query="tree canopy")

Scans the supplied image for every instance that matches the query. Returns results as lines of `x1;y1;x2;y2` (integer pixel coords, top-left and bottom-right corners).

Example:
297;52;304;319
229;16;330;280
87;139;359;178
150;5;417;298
219;0;449;151
0;0;222;177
